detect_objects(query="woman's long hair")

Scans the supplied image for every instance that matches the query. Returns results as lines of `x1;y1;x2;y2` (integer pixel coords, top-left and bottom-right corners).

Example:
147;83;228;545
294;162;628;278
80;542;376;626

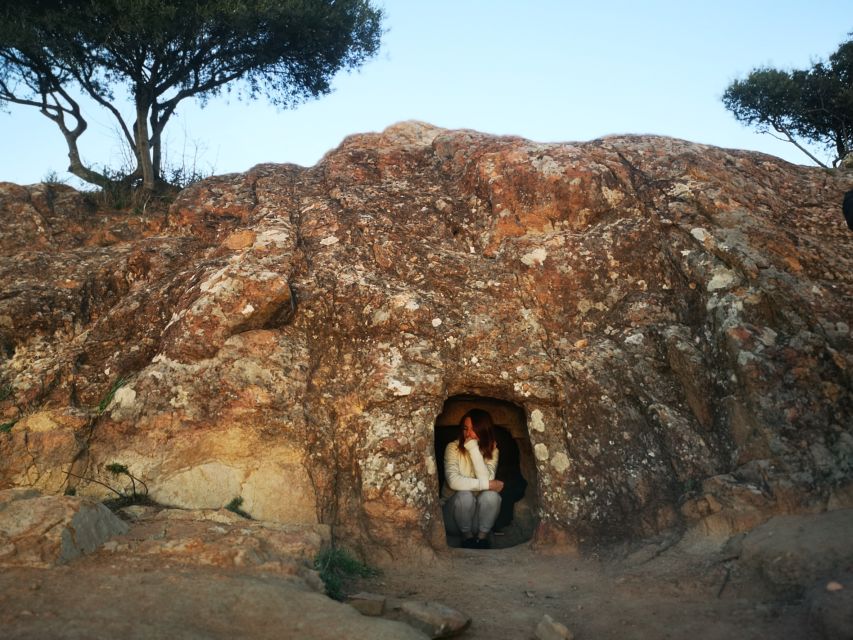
457;408;497;460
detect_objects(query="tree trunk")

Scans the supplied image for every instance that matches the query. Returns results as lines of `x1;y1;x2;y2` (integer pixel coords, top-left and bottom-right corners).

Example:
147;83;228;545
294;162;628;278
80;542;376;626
835;133;847;166
773;121;829;168
134;97;156;191
47;108;112;189
151;110;162;182
67;154;112;188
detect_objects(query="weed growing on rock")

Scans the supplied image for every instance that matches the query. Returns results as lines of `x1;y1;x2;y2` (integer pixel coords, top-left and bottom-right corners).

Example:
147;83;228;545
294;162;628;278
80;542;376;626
680;477;701;497
0;419;16;433
314;547;378;601
105;463;148;500
225;496;251;519
0;383;13;402
66;461;150;509
96;379;126;415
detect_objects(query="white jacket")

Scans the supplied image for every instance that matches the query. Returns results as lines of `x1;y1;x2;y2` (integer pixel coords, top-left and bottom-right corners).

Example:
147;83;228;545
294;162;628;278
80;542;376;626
442;439;499;501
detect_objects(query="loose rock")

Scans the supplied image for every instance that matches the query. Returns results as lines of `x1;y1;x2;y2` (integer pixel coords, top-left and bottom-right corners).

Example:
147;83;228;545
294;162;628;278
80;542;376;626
398;600;471;638
534;613;574;640
739;510;853;592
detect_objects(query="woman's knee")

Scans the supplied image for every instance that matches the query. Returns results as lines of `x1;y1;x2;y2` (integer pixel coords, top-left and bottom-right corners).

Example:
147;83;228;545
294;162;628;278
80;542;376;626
454;490;476;507
479;490;502;507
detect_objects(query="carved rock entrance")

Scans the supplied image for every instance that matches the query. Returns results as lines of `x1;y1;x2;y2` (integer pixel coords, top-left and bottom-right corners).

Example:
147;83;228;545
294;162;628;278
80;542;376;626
434;395;539;548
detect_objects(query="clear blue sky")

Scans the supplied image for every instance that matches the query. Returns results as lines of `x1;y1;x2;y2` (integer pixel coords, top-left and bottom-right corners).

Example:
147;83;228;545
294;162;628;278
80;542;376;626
1;1;850;186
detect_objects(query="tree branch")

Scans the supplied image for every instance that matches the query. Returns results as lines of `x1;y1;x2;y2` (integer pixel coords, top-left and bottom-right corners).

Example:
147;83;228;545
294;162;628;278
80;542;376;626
65;62;136;152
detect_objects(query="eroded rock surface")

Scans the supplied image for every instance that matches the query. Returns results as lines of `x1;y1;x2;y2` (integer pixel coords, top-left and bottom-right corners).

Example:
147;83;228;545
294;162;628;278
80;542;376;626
0;488;127;567
1;122;851;559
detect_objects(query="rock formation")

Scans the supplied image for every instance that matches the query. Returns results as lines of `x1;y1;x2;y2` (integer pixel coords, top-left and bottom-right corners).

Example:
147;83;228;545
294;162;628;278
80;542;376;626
1;122;851;560
0;488;127;566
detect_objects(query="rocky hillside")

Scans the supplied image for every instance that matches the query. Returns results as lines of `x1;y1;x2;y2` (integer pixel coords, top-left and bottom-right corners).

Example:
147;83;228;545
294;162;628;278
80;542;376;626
1;122;851;560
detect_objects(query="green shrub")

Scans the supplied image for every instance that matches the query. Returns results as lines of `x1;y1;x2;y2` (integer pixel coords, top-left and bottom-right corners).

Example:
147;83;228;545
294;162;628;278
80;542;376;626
225;496;251;519
42;170;66;185
313;547;377;601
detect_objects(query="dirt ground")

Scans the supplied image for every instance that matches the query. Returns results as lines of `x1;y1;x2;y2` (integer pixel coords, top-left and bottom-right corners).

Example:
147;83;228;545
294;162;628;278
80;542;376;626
355;540;817;640
0;557;423;640
0;518;841;640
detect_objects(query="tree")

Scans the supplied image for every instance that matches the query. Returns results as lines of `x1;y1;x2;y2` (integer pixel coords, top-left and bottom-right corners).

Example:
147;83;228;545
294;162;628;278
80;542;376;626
0;0;383;191
723;36;853;168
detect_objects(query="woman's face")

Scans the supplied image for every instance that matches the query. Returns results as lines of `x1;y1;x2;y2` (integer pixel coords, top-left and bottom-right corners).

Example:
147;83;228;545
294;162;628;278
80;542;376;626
463;417;478;441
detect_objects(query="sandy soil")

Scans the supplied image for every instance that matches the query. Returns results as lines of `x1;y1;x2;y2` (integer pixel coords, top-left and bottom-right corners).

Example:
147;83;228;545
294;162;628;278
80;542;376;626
355;541;816;640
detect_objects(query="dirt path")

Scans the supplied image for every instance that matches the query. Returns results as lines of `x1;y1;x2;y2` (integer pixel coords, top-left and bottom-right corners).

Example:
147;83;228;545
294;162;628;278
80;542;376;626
0;506;839;640
355;543;814;640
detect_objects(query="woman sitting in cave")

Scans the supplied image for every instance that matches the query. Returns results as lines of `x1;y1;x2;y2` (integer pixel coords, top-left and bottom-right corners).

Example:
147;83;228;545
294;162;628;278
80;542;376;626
441;408;504;549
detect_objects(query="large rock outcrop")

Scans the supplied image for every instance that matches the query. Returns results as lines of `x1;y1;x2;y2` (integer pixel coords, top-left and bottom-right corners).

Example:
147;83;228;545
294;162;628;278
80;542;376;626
1;122;851;559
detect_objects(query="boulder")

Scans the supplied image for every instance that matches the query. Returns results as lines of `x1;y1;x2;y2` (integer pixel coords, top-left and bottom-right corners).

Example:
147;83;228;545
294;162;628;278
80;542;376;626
397;600;471;638
739;509;853;592
0;488;127;567
808;575;853;640
89;506;331;575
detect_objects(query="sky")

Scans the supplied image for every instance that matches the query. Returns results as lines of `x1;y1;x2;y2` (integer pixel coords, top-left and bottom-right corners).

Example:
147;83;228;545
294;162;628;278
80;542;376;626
0;1;850;187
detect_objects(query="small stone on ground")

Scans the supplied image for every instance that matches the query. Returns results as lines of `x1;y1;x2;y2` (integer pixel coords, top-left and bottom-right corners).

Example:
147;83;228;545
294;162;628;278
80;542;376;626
534;614;574;640
398;600;471;638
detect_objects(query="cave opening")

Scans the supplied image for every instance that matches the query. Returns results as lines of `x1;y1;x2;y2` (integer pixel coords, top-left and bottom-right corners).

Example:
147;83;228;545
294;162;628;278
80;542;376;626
434;395;539;548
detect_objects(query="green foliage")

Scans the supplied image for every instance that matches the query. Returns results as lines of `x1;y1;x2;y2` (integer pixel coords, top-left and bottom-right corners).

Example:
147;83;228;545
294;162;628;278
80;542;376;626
162;159;213;191
105;463;130;475
104;461;148;502
225;496;252;519
723;35;853;167
86;141;211;211
313;547;377;601
0;1;384;190
96;378;126;415
0;383;12;402
0;419;16;433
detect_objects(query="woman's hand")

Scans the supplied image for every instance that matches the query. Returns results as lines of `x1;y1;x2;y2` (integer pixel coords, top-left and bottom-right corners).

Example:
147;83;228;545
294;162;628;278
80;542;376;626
463;418;478;443
488;479;504;492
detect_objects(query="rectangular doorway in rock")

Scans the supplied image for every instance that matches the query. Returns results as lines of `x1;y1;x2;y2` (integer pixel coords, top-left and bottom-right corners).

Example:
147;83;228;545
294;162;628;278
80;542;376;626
434;395;539;548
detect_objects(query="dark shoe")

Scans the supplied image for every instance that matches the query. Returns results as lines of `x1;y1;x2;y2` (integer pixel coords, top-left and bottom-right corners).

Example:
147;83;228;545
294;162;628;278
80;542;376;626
461;537;478;549
475;537;491;549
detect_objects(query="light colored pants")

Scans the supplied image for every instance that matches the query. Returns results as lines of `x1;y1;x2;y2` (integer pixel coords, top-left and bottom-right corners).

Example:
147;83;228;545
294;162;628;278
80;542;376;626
443;490;502;536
